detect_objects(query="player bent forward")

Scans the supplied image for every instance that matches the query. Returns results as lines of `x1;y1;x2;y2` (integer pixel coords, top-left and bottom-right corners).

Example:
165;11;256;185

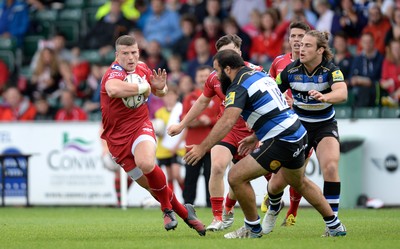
184;49;346;238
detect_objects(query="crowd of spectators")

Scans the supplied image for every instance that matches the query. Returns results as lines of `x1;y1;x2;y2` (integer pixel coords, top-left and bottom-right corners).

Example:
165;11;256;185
1;0;400;122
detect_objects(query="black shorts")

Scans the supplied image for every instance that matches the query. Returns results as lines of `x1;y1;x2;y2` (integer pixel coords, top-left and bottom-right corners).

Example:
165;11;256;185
157;155;180;167
302;119;339;157
250;136;308;173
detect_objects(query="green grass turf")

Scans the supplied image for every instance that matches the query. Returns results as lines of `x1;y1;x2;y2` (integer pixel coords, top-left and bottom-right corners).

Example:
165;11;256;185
0;206;399;249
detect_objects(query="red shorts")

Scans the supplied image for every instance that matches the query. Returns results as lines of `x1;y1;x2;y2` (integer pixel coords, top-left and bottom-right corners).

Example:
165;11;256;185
107;119;156;172
220;126;253;162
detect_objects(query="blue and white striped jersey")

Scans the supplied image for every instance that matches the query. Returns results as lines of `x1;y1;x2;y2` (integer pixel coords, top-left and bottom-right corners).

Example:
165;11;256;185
276;59;345;123
224;67;307;143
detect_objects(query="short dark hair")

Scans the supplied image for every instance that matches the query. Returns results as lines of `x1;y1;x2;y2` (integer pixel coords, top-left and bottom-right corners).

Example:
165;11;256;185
289;21;311;32
213;49;245;70
180;13;197;27
334;31;348;40
115;35;136;50
196;65;213;73
215;34;242;51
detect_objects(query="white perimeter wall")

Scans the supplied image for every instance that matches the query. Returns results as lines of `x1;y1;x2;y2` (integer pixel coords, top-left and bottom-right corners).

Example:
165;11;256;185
0;119;399;207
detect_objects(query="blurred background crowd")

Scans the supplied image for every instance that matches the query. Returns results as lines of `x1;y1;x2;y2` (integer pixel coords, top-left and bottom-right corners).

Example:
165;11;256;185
1;0;400;122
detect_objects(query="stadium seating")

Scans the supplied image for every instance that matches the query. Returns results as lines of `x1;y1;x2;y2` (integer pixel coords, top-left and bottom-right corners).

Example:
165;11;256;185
85;0;107;8
335;106;353;119
353;107;380;119
55;9;83;47
82;7;98;34
89;111;102;121
19;66;32;79
104;50;116;64
380;107;400;118
80;49;102;64
22;35;43;65
0;37;17;51
32;9;58;38
0;51;15;73
0;37;17;72
64;0;85;9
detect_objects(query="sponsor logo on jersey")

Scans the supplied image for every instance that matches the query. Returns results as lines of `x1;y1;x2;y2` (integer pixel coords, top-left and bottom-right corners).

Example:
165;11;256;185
225;92;235;106
294;75;303;81
332;70;344;81
276;73;282;84
109;72;123;79
112;64;123;71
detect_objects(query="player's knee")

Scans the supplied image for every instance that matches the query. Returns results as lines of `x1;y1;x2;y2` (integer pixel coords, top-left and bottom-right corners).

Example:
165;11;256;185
135;159;155;173
322;162;339;177
227;171;239;189
211;161;228;176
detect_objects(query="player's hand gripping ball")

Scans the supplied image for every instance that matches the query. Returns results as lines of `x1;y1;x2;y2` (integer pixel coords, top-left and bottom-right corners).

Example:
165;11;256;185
122;74;150;108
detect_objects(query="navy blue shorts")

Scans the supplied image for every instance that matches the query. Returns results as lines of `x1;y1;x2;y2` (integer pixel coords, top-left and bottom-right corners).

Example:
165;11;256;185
250;136;308;173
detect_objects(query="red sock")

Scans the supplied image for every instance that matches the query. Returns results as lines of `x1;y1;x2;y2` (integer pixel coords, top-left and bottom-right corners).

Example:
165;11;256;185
169;191;188;219
287;186;302;218
145;166;172;210
210;197;224;220
264;172;272;181
224;193;236;210
168;180;174;192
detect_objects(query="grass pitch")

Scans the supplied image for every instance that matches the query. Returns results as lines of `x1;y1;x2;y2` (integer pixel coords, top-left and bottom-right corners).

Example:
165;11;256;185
0;206;399;249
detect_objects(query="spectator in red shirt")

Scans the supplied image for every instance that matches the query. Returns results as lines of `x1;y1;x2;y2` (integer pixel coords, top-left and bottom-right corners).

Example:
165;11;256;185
0;86;36;121
187;16;224;60
250;8;288;67
0;60;9;92
55;89;88;121
361;3;392;55
381;39;400;105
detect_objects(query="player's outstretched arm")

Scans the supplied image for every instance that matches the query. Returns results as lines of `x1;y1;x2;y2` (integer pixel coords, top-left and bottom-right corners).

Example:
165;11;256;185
167;94;211;136
184;107;241;165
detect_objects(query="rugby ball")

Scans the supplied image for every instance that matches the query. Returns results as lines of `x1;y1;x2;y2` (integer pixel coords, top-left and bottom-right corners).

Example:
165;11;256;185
122;74;148;108
151;118;166;137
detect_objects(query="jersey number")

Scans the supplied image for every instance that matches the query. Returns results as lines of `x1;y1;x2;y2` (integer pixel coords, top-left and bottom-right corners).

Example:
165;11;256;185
259;78;289;110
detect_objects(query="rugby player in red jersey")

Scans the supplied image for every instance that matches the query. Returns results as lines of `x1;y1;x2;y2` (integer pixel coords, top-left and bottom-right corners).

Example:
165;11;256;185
101;35;205;236
168;34;263;231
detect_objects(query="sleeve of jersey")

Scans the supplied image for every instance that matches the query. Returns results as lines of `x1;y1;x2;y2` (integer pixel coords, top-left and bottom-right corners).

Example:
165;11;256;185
107;68;125;81
276;71;289;93
137;62;153;85
268;61;277;79
224;84;247;110
331;66;345;85
203;74;216;98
